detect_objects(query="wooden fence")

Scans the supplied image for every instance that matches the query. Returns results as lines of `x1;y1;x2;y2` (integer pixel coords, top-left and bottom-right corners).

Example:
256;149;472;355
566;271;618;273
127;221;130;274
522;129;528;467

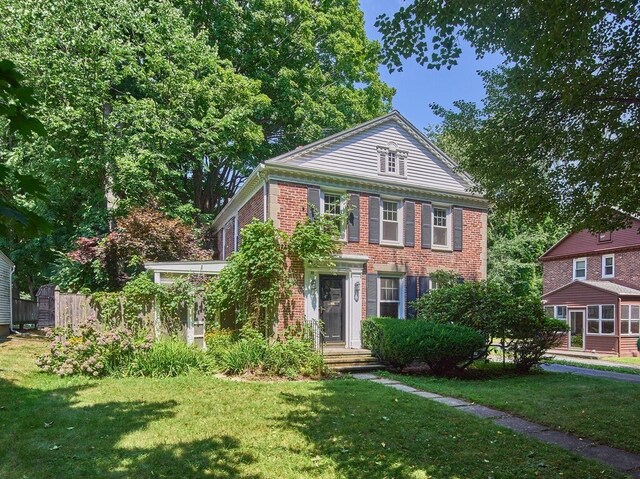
54;291;99;329
12;298;38;328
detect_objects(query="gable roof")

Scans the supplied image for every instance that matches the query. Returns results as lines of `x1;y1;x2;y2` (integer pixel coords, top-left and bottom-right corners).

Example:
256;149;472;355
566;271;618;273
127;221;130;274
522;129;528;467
542;279;640;298
265;110;475;189
540;219;640;261
0;251;13;267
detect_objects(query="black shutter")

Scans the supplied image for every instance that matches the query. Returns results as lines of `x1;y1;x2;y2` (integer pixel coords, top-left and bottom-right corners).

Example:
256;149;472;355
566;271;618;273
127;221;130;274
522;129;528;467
307;187;321;220
457;277;465;284
368;196;380;244
406;275;417;318
418;276;430;298
421;203;432;249
366;273;378;318
404;201;415;247
453;206;463;251
348;193;360;242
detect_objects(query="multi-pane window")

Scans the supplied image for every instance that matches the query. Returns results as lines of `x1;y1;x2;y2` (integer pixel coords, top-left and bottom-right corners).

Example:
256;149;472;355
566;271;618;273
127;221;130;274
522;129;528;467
621;305;640;335
379;277;400;318
432;207;449;247
602;254;614;278
573;258;586;280
587;304;615;334
322;192;345;240
544;305;567;321
387;151;397;173
377;145;407;177
381;200;400;243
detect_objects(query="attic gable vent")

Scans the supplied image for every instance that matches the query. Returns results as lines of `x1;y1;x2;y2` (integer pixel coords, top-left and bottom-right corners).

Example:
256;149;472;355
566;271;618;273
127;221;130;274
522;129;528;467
377;143;407;178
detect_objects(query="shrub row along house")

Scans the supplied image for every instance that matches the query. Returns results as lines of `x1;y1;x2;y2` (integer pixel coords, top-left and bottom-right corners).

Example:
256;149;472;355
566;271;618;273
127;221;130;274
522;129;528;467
210;112;488;349
540;220;640;356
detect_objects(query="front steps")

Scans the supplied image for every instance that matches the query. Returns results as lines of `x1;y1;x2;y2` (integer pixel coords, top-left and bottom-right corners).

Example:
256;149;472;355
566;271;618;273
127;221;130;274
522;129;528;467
323;346;384;373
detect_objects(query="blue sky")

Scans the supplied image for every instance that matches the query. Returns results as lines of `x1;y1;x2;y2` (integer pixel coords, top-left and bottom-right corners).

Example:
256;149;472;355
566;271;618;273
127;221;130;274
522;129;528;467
360;0;503;130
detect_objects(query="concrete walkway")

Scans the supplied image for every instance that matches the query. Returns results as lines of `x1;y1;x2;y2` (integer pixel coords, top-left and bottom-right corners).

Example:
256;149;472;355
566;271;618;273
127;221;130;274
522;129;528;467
352;373;640;478
541;363;640;383
551;355;640;370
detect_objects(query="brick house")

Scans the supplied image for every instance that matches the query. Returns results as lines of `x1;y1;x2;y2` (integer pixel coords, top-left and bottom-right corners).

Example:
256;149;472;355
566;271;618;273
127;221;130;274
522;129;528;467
212;111;488;349
540;220;640;356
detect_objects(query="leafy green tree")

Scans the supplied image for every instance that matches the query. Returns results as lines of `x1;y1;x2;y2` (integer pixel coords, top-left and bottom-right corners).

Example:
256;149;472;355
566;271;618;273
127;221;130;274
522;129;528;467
0;59;49;238
177;0;395;212
377;1;640;232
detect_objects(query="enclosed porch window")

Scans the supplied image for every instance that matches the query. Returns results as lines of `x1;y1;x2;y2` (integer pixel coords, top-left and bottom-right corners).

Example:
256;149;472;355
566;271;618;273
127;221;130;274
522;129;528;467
621;305;640;335
587;304;615;335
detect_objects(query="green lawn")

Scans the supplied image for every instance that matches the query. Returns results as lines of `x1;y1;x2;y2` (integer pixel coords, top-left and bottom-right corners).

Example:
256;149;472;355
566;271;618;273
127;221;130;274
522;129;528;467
600;356;640;367
0;338;626;479
380;365;640;455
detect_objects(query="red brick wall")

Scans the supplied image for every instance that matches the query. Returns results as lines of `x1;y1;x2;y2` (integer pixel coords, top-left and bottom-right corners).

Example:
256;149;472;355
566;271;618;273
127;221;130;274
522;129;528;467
543;249;640;294
272;181;487;328
222;218;235;260
238;189;264;232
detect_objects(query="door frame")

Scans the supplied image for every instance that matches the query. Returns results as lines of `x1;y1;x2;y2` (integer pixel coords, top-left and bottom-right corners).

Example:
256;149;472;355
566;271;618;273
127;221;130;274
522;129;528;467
319;274;346;343
568;309;585;350
304;255;367;349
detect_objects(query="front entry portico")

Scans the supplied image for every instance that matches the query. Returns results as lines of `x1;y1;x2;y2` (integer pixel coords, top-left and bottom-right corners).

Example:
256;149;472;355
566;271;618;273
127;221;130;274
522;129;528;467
305;255;367;349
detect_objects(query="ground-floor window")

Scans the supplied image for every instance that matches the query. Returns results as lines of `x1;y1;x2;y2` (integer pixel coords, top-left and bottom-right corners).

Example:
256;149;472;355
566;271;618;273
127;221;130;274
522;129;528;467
544;305;567;321
621;305;640;335
587;304;615;334
379;277;401;318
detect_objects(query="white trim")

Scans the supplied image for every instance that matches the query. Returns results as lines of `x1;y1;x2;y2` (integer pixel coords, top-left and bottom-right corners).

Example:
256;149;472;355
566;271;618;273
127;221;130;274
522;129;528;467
320;189;347;241
586;304;616;335
233;215;239;252
377;274;406;319
568;309;586;350
620;304;640;336
573;257;587;281
431;204;452;250
380;198;404;246
145;261;227;275
601;254;615;278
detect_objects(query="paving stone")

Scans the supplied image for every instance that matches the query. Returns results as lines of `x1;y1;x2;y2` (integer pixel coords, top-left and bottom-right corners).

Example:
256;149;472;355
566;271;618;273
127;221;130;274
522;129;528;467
581;445;640;472
528;429;593;451
411;391;443;399
493;416;548;434
369;378;399;385
457;404;505;418
351;373;378;380
430;396;471;407
387;383;418;393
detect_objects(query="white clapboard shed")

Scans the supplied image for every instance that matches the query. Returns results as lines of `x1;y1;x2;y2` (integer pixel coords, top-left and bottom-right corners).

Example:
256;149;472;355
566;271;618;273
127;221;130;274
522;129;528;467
0;251;15;337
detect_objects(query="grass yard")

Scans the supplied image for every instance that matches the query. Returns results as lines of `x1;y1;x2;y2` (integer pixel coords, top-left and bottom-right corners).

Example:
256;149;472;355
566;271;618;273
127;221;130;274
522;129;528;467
380;365;640;455
0;338;627;479
600;356;640;367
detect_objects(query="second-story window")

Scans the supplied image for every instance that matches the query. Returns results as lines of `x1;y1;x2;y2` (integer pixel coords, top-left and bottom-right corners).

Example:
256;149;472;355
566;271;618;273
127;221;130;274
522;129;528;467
432;206;450;248
381;199;400;243
602;254;614;278
573;257;586;280
322;192;346;240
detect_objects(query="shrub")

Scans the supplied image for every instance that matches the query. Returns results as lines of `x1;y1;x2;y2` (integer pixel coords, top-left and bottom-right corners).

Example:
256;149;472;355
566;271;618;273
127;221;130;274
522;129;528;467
264;338;327;379
362;317;484;374
125;340;211;377
509;313;568;373
36;319;152;377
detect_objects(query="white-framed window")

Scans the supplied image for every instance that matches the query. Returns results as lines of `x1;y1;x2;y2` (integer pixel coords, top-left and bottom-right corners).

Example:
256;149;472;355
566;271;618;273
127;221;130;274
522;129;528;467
544;305;567;321
432;206;451;248
602;254;614;278
321;191;346;240
573;257;587;280
378;276;404;318
621;305;640;336
381;199;402;244
587;304;615;335
377;143;407;177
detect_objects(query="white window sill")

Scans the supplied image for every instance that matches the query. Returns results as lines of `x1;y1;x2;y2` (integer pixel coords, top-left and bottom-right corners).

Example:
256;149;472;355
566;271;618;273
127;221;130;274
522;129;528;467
585;333;616;336
602;275;614;279
621;334;640;337
431;245;452;252
573;277;586;281
380;241;404;248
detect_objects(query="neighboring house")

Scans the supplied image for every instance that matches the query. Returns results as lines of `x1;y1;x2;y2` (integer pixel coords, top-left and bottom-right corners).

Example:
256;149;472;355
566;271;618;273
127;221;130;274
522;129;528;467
0;251;15;337
212;111;488;349
540;220;640;356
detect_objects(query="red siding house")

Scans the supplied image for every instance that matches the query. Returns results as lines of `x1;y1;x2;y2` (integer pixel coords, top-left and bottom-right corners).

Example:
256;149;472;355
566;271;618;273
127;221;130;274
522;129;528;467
540;220;640;356
212;111;488;349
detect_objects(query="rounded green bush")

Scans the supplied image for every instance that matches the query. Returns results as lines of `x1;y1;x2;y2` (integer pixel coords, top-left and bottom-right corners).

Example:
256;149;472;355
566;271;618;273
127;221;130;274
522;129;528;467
362;317;484;374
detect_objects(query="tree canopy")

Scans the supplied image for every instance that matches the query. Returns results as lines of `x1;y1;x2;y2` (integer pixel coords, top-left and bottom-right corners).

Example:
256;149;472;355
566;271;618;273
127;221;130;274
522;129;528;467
0;0;392;295
377;1;640;233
